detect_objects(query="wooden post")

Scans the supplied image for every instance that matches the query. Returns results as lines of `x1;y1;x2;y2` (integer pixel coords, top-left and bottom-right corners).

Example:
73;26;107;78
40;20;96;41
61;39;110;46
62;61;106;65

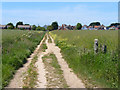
94;39;98;53
102;44;107;53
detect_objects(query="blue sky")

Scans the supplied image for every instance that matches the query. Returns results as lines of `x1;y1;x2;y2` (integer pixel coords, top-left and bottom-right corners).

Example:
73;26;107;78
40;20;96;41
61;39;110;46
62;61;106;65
2;2;118;26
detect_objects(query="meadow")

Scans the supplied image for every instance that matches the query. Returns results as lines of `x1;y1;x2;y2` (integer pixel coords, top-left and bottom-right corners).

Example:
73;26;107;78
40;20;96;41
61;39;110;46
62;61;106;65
50;30;118;88
2;29;45;87
0;29;2;89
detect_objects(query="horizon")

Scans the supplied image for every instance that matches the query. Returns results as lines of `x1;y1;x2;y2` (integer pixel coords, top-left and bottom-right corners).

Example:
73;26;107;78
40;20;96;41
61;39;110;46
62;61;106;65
2;2;118;26
1;22;119;27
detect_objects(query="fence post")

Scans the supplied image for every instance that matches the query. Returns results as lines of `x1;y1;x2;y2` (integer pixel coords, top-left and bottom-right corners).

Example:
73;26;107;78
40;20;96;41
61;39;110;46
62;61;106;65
102;44;107;53
94;39;98;53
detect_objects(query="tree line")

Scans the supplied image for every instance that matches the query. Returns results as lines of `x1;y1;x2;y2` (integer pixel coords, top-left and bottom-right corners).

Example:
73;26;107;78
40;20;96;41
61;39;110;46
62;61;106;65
6;21;59;31
5;21;120;31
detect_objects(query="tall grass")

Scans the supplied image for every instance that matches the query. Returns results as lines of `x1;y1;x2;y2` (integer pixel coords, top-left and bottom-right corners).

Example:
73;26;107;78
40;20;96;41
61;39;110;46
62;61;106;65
0;29;2;89
2;30;45;87
50;30;118;88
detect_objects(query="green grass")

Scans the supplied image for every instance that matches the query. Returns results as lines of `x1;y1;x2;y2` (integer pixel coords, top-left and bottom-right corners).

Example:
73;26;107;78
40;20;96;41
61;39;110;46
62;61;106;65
48;33;52;43
0;29;2;89
50;54;63;75
23;34;47;88
50;30;118;88
41;34;47;52
2;29;45;88
42;53;68;88
42;44;47;52
43;53;63;75
23;56;38;88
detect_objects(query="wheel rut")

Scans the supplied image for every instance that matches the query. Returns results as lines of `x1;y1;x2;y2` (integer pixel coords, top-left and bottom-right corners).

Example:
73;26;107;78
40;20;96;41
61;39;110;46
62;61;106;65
36;34;85;88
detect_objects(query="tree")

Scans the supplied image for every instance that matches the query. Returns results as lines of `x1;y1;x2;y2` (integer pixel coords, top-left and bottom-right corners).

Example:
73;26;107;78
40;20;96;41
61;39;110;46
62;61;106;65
16;21;23;28
47;25;53;31
40;27;46;31
7;23;14;29
36;26;46;31
51;22;58;30
7;26;14;29
89;22;101;26
7;22;14;26
32;25;37;30
110;23;120;27
76;23;82;30
36;26;41;31
25;24;29;25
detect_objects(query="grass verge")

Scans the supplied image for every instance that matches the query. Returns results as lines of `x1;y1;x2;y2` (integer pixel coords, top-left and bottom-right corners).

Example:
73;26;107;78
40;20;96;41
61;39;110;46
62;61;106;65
41;34;47;52
23;56;38;88
23;34;47;88
2;30;46;88
50;30;118;88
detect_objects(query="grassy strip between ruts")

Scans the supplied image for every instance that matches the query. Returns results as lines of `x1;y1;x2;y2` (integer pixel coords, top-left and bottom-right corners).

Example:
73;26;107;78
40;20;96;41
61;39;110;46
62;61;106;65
50;30;118;88
42;53;68;88
2;30;46;88
23;34;47;88
41;34;48;52
48;33;52;43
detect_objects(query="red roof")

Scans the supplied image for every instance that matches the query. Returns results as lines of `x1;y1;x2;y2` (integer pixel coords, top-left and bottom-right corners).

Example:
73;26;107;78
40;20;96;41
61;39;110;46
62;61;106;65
94;26;100;28
111;26;115;27
83;25;87;27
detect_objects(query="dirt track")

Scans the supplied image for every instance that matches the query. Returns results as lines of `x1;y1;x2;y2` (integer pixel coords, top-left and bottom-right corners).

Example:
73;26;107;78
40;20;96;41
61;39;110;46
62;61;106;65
7;33;85;88
36;34;85;88
7;35;46;88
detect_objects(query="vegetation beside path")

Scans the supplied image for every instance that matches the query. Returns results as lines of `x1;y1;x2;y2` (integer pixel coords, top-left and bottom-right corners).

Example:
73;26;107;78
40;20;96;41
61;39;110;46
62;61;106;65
23;34;47;88
50;30;118;88
2;30;46;88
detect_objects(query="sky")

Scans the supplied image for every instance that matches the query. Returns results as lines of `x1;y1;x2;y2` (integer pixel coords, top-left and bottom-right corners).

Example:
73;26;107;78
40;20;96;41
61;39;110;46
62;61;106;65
1;2;118;26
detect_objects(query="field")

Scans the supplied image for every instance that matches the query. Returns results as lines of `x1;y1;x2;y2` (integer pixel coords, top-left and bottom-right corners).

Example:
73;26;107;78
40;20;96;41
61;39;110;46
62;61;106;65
50;30;118;88
2;29;45;87
0;29;2;89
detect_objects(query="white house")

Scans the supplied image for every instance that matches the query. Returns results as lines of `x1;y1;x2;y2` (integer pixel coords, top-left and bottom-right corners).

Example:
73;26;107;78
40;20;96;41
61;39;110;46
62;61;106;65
109;26;116;30
82;25;88;30
88;26;94;30
18;25;31;30
0;25;6;29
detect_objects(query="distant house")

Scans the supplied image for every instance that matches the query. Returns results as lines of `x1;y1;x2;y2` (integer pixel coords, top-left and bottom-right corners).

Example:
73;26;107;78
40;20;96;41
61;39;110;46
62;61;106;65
7;25;12;29
100;24;105;30
58;24;76;30
0;25;7;29
94;26;101;30
67;25;75;30
58;26;62;30
115;25;120;30
43;25;49;29
67;25;72;30
88;26;94;30
104;26;109;30
109;26;116;30
72;26;76;30
118;25;120;30
82;25;88;30
61;24;68;30
59;24;69;30
18;25;31;30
